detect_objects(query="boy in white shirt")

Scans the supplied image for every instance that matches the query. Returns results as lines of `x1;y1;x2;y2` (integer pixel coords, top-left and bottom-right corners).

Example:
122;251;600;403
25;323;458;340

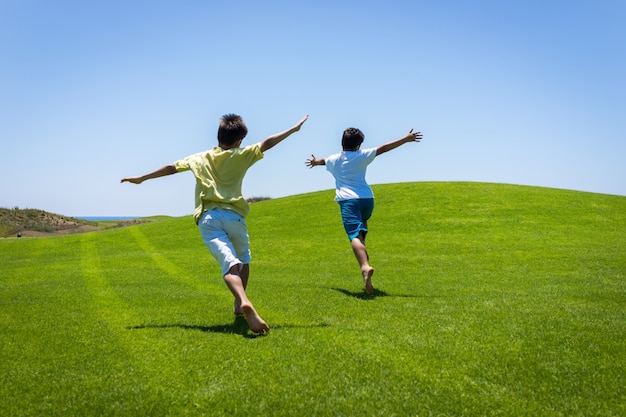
305;127;422;294
122;114;308;334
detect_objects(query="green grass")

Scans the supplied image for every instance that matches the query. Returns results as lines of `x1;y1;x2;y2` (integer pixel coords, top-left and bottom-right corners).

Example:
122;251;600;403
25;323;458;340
1;182;624;416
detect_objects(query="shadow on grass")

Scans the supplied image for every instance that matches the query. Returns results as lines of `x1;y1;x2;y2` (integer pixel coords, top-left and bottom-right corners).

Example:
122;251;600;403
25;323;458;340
128;316;330;339
331;287;422;300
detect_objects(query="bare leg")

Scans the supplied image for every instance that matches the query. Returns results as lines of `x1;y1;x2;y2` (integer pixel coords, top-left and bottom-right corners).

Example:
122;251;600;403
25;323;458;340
233;264;249;315
223;264;268;334
351;233;374;294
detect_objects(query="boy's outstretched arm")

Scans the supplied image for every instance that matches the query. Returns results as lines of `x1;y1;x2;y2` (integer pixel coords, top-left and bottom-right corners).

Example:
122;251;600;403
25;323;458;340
259;114;309;153
375;129;423;156
305;154;326;168
120;164;177;185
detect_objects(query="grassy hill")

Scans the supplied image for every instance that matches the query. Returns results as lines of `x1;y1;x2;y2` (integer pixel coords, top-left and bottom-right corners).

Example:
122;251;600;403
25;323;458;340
0;207;96;237
1;182;624;416
0;208;151;237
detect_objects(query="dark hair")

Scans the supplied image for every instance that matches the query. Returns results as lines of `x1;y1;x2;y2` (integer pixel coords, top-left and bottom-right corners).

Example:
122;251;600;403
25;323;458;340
218;114;248;146
341;127;365;150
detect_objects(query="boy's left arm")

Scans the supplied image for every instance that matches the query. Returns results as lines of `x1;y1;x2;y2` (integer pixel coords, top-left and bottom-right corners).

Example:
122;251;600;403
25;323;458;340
259;114;309;152
375;129;423;156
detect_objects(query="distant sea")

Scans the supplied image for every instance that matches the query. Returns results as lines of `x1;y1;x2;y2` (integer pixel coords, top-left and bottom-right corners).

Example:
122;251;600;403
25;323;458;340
75;216;138;221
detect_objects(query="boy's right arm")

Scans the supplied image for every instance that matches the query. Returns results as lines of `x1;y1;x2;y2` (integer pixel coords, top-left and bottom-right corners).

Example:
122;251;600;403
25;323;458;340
120;164;177;184
305;154;326;168
376;129;423;156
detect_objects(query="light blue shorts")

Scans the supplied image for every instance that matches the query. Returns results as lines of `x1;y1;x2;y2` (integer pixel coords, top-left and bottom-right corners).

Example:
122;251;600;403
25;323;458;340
338;198;374;241
198;209;251;275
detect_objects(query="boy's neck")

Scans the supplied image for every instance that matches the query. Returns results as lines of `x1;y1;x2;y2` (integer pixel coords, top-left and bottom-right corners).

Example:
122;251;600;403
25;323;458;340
219;140;243;150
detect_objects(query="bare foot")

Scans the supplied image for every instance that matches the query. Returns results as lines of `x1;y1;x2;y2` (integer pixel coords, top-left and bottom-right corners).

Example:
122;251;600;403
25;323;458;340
241;304;269;334
233;300;243;316
362;267;374;295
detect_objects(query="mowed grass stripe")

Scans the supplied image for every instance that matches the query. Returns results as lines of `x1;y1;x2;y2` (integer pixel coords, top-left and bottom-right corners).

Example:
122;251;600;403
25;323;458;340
78;223;226;329
124;223;241;324
127;225;212;292
1;234;158;415
79;231;138;330
77;229;245;414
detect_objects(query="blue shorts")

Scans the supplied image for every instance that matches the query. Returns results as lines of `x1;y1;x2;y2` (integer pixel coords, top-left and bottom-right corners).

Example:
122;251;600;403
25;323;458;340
338;198;374;241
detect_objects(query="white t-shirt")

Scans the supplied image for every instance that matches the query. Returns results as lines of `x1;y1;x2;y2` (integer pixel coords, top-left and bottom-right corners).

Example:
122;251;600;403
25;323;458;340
325;148;377;201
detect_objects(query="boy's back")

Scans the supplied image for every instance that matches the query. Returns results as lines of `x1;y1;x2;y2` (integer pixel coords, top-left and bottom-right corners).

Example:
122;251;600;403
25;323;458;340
174;143;263;221
325;148;377;201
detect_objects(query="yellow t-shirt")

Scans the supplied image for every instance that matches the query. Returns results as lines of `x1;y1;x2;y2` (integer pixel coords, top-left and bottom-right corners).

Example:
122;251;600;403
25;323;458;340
173;143;264;223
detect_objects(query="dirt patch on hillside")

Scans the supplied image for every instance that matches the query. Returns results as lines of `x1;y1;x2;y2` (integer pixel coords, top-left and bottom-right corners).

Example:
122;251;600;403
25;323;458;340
1;208;148;238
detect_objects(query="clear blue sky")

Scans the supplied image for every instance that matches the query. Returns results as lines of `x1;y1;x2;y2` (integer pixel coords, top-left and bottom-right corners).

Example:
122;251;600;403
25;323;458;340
1;0;624;217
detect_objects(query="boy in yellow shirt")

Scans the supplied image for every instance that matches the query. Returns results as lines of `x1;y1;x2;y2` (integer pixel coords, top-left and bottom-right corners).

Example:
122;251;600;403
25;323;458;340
122;114;308;334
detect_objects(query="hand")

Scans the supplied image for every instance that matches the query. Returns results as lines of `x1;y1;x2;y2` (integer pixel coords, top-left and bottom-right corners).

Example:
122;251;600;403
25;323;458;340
305;154;321;168
294;114;309;131
120;177;143;184
405;129;423;143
